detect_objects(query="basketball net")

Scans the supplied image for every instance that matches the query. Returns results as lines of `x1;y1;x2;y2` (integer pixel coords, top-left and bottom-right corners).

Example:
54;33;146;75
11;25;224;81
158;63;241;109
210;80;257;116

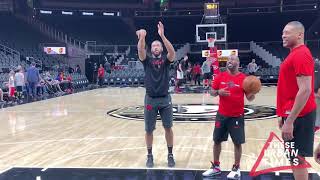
207;38;215;48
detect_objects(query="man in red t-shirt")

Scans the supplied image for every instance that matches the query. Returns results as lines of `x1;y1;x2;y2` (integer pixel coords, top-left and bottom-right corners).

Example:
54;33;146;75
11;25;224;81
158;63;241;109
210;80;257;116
277;21;316;180
192;63;201;86
97;64;105;87
203;55;255;179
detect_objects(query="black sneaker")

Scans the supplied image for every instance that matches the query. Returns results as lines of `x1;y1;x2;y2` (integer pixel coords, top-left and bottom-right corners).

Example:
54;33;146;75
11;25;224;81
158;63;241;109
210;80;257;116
146;154;154;168
167;153;175;167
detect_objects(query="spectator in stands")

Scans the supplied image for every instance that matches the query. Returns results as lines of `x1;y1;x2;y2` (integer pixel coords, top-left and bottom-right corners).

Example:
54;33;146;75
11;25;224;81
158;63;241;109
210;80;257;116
192;63;201;86
68;66;74;74
44;72;64;94
247;59;258;75
93;63;98;84
202;58;212;89
8;70;15;103
98;64;105;87
57;66;63;74
37;78;46;97
104;60;111;74
66;74;73;93
75;65;81;74
58;72;73;93
111;55;116;66
15;66;25;103
56;72;71;92
56;72;63;81
26;62;40;99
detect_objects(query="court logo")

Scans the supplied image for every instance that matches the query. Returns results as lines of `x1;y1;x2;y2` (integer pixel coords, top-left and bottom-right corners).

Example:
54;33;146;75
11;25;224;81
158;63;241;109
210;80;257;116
250;132;312;177
107;104;276;122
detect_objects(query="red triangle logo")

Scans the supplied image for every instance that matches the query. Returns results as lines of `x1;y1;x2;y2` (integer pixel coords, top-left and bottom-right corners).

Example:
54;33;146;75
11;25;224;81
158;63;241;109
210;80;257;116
249;132;312;177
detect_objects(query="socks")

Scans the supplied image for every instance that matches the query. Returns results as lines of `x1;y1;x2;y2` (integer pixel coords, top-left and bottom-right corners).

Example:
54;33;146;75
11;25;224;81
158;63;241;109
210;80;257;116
213;161;220;166
212;161;239;169
147;147;152;155
233;163;240;169
148;146;173;155
168;146;173;154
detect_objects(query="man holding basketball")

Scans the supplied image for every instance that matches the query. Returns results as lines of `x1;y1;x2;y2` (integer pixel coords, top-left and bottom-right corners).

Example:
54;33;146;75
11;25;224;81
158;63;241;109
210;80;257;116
136;21;176;168
203;55;255;179
278;21;316;180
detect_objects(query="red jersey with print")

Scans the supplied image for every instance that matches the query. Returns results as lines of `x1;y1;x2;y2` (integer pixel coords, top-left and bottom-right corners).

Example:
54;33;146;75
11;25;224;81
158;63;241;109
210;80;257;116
277;45;316;117
212;71;246;117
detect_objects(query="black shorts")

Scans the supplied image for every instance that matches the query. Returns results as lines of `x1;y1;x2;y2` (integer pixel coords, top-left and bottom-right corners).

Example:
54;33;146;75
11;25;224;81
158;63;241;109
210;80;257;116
144;95;173;133
203;73;211;80
213;112;245;145
282;110;316;158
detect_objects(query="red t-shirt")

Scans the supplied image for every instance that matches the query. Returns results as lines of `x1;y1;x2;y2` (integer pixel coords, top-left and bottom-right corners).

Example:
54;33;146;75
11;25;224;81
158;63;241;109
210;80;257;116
277;45;316;117
193;65;201;75
98;67;105;77
212;71;246;117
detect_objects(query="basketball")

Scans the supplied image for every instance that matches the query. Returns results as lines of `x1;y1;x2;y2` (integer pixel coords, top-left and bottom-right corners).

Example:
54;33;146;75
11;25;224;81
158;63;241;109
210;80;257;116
243;76;262;94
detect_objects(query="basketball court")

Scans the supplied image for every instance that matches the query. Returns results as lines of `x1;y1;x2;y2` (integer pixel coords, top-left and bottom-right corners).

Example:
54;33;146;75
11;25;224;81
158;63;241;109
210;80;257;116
0;0;318;179
0;87;319;179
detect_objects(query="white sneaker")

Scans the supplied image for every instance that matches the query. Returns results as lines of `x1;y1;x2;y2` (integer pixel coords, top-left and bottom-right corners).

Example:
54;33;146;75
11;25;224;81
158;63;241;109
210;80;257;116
202;162;221;177
227;165;241;179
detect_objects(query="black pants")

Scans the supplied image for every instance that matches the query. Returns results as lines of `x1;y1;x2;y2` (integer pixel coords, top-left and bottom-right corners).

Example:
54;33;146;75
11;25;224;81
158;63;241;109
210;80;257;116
98;77;104;86
93;72;98;83
16;86;23;99
194;74;201;86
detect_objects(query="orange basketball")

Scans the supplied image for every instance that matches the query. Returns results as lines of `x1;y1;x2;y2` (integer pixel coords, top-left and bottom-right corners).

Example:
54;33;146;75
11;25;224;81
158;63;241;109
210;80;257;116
243;76;261;94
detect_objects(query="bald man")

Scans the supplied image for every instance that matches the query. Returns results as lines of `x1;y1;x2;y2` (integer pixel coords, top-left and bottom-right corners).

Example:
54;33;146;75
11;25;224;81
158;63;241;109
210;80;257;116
278;21;316;180
203;55;255;179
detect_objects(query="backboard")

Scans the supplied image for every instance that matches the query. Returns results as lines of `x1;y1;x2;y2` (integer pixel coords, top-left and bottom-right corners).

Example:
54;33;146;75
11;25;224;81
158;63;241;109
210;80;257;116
196;23;227;43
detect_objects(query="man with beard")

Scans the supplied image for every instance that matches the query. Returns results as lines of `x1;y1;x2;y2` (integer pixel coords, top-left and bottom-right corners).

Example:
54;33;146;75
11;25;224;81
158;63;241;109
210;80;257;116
203;55;256;179
136;21;176;168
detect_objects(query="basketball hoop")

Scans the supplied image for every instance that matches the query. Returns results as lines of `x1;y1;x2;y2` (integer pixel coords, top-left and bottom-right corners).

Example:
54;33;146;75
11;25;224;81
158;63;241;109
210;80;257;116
208;38;215;48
